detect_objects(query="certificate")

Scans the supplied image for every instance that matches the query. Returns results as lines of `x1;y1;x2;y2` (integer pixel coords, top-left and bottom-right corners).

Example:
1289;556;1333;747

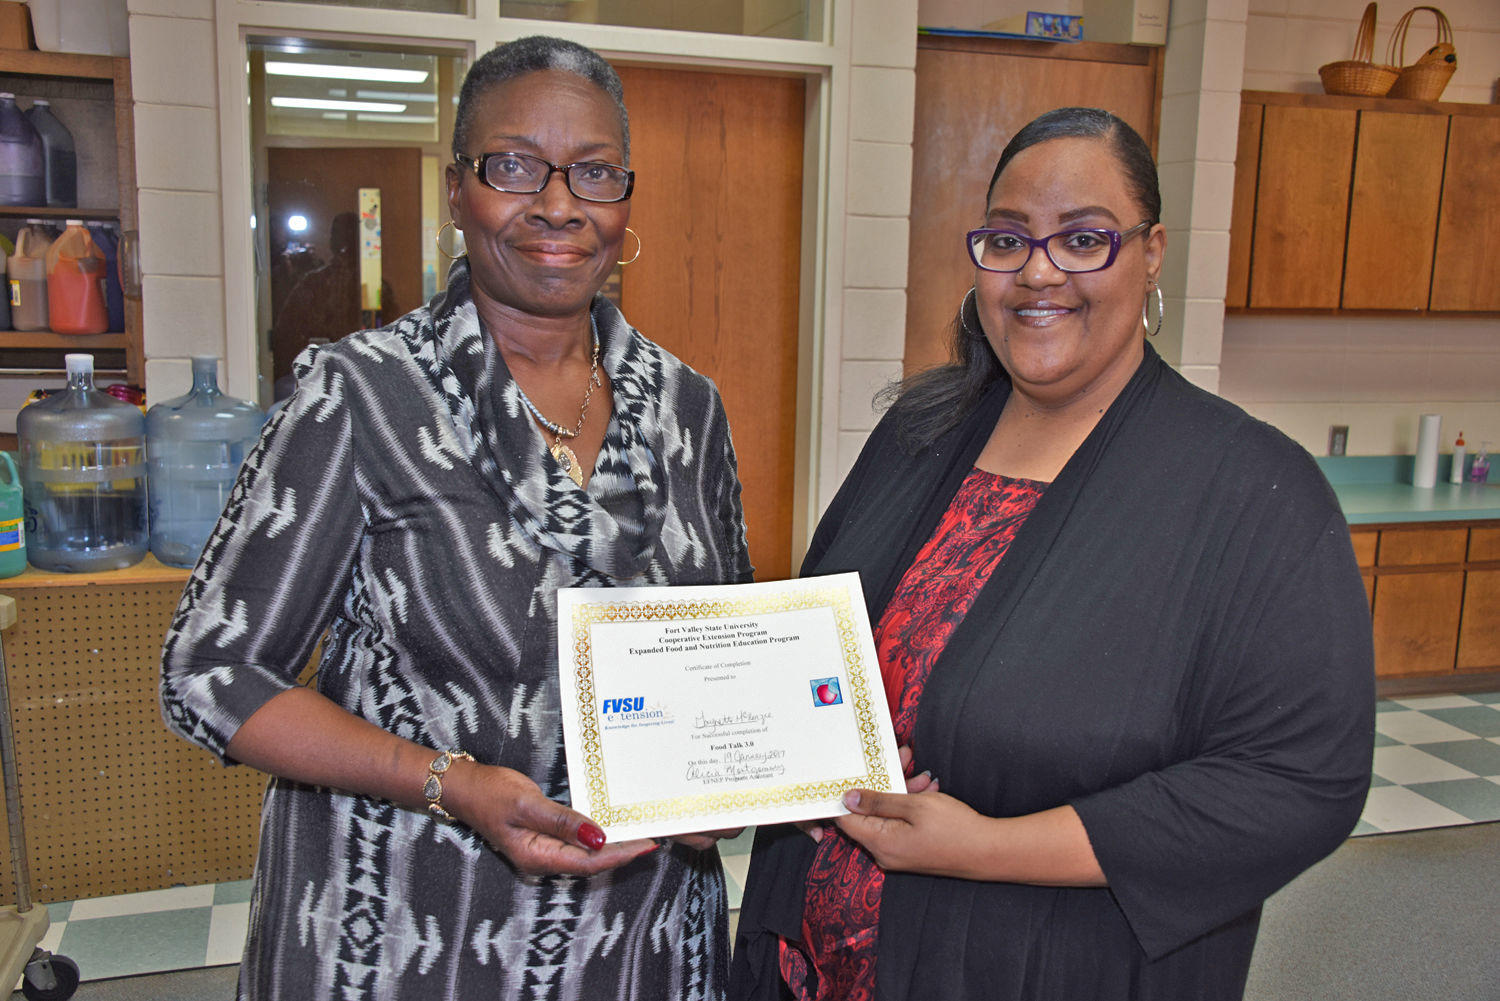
556;573;904;841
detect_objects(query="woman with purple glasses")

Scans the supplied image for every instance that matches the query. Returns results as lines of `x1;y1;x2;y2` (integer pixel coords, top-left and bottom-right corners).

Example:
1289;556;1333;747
731;107;1373;1001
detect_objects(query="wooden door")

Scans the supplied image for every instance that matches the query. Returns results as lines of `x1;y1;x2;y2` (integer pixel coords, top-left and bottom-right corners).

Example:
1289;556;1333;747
1430;115;1500;312
1371;526;1466;677
266;147;423;383
905;37;1160;375
1249;106;1355;310
1458;570;1500;671
1372;572;1463;677
1351;527;1377;607
616;65;805;580
1226;101;1263;310
1342;110;1446;310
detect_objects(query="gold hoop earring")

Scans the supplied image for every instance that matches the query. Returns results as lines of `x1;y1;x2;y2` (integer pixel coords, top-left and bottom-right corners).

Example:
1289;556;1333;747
1142;280;1164;337
436;220;465;260
617;227;641;266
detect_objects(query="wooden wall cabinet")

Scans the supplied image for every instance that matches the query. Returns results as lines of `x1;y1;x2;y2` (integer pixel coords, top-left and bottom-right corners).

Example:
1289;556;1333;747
1430;116;1500;312
1343;111;1446;310
1361;521;1500;679
1239;104;1355;310
1229;91;1500;315
0;48;141;384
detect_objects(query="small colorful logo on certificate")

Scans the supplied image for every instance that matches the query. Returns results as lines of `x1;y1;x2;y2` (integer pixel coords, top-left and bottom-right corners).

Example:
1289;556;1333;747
810;677;842;706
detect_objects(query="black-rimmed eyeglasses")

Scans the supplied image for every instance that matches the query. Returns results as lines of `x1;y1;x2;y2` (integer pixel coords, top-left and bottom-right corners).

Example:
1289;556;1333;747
455;152;635;203
966;220;1153;274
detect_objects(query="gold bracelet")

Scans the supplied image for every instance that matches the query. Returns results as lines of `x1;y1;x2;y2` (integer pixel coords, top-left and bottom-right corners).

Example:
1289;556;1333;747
423;750;474;821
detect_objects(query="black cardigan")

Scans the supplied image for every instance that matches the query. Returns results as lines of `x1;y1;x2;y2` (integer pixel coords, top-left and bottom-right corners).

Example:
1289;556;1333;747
730;345;1374;1001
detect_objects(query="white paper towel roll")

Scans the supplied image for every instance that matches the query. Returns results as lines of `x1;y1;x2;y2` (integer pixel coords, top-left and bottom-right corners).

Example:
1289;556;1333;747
1414;413;1442;488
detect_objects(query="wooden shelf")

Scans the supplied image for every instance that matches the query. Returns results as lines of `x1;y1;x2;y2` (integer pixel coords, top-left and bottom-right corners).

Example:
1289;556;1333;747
1242;89;1500;119
0;47;139;383
0;552;191;590
0;47;119;82
0;331;126;350
0;206;120;220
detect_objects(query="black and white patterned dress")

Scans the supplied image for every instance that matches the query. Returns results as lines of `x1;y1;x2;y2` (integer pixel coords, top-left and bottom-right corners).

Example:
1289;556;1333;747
161;258;754;1001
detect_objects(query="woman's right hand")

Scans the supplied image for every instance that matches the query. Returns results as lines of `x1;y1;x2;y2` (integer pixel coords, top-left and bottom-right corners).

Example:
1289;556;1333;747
224;689;655;876
446;760;657;876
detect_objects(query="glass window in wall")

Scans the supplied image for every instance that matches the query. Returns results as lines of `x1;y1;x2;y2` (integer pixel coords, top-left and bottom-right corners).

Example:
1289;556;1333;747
498;0;823;40
248;39;467;405
275;0;466;13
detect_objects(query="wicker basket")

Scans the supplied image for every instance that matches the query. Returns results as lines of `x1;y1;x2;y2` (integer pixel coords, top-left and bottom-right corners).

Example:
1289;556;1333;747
1386;6;1457;101
1319;3;1400;97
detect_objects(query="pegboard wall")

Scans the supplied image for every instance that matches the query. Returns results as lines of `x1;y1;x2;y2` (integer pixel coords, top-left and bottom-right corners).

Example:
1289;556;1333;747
0;577;267;904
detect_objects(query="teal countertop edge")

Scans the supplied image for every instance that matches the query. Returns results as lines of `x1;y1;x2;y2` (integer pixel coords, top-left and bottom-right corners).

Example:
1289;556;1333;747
1317;456;1500;525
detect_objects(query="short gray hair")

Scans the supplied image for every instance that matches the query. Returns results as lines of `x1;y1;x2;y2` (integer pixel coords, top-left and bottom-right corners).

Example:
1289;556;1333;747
452;35;630;164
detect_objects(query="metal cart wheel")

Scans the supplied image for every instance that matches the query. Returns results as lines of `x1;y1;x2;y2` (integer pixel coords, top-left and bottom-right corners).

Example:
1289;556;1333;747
20;950;79;1001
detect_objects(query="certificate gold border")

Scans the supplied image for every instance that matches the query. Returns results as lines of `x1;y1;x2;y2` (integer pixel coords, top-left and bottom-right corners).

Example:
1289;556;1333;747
569;586;892;828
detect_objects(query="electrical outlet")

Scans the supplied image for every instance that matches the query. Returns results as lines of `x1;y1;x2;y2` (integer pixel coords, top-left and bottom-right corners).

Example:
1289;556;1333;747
1328;425;1348;456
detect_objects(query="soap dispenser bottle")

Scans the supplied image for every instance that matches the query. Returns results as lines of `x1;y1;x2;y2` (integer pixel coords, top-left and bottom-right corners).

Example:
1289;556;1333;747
1470;443;1490;484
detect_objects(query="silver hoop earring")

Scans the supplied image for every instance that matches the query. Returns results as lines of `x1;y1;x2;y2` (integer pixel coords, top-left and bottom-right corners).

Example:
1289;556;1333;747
436;220;465;260
959;287;982;339
1142;280;1164;337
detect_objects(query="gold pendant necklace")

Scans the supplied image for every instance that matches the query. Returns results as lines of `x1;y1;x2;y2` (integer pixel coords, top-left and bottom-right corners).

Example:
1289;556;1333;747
515;328;602;488
548;439;584;486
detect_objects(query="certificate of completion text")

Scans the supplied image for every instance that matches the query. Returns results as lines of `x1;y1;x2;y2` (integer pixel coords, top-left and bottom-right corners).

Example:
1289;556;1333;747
556;574;904;841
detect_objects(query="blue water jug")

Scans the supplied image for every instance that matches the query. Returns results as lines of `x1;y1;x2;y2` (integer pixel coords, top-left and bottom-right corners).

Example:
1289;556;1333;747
0;249;10;330
0;452;25;578
146;356;265;568
0;93;43;207
19;353;148;572
87;222;124;332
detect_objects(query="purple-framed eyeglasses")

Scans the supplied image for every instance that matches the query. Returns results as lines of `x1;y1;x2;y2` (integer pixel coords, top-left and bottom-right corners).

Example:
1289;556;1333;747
966;220;1152;274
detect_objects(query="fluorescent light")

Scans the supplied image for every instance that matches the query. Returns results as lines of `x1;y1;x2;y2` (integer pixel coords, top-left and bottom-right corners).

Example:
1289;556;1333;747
355;113;438;123
272;97;405;113
354;90;437;102
266;61;430;83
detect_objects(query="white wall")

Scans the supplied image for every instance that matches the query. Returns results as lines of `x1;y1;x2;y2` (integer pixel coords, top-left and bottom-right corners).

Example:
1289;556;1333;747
125;0;917;547
119;0;1500;491
830;7;917;488
1222;0;1500;456
127;0;225;404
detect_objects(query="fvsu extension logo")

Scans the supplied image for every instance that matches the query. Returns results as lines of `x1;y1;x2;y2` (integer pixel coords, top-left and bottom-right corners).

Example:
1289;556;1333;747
599;696;670;727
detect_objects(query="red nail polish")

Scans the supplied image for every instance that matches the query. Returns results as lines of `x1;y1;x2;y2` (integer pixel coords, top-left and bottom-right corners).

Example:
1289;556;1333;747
579;822;606;850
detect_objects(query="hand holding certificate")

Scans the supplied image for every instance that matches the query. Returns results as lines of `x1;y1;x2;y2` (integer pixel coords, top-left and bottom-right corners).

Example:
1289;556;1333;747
557;573;904;841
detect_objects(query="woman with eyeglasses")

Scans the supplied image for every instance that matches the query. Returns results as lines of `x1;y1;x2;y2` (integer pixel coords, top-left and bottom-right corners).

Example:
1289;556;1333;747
162;36;751;1001
730;108;1373;1001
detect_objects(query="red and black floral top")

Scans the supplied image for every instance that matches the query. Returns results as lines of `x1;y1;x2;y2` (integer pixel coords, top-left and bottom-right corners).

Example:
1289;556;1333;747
778;468;1047;1001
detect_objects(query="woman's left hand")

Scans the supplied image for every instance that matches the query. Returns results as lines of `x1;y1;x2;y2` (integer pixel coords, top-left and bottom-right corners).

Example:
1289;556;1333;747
665;827;745;851
835;789;1107;886
834;787;994;879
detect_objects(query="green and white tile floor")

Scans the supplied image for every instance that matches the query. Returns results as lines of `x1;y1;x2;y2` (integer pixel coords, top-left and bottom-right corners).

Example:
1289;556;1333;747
1356;691;1500;835
23;694;1500;987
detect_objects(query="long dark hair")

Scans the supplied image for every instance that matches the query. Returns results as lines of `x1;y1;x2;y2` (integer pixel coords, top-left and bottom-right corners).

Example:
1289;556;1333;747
880;107;1161;452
